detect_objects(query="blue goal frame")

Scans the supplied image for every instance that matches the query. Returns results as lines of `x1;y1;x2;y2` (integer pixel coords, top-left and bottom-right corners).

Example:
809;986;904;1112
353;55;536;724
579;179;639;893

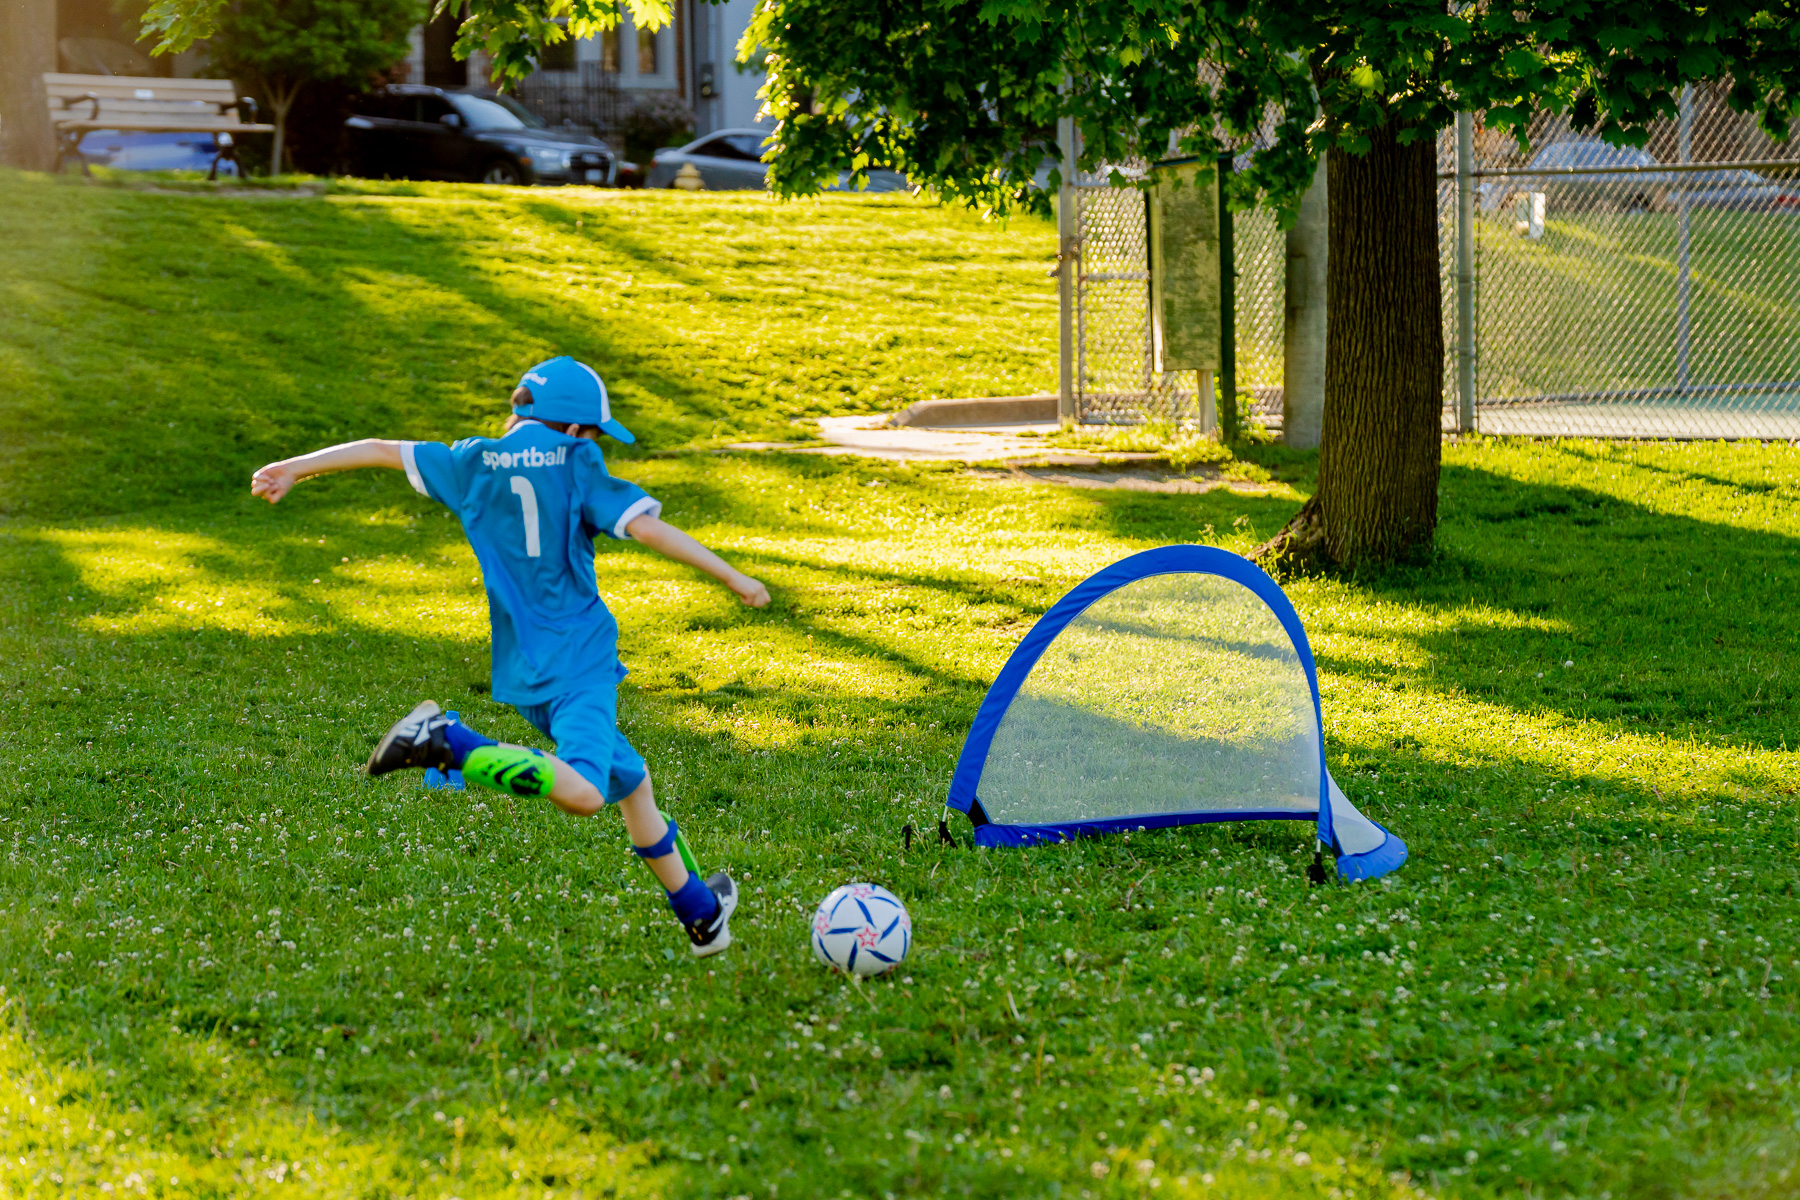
946;545;1399;877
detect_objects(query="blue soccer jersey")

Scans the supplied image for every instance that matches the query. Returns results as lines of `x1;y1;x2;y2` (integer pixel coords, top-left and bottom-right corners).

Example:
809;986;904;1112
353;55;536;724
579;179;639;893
400;421;661;705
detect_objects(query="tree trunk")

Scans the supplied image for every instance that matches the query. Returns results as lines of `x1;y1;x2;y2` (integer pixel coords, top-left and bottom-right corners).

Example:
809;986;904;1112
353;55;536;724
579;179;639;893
1257;121;1443;569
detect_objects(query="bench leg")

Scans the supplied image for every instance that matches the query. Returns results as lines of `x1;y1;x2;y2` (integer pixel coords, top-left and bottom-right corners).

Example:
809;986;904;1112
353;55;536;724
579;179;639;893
209;139;243;182
54;131;92;176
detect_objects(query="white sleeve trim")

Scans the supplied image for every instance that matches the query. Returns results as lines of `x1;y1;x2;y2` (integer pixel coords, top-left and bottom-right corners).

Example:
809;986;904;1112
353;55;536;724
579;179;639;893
399;442;429;497
613;495;662;540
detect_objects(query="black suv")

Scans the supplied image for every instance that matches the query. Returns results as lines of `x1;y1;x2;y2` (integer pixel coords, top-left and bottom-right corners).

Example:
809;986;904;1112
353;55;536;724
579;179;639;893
344;85;617;186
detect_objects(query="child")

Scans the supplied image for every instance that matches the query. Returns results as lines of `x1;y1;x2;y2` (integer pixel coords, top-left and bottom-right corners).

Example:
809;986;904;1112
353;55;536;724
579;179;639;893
250;356;767;956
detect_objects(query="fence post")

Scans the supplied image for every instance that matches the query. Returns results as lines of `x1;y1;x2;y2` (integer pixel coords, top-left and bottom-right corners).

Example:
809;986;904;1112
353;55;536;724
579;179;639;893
1283;161;1328;449
1675;84;1693;394
1217;153;1238;442
1057;110;1077;426
1456;111;1476;434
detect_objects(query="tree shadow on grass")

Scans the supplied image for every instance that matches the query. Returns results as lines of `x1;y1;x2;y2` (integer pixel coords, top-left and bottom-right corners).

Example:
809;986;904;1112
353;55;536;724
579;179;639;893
1313;460;1799;756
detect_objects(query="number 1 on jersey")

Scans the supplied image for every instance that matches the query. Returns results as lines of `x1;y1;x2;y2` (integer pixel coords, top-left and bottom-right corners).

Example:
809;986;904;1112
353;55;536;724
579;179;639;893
510;475;542;557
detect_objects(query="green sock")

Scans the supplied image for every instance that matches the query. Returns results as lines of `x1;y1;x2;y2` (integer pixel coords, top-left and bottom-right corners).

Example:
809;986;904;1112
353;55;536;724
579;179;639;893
462;745;554;799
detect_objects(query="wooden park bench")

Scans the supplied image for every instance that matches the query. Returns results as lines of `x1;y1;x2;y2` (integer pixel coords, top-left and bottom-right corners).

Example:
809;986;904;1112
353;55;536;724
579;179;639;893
43;73;274;179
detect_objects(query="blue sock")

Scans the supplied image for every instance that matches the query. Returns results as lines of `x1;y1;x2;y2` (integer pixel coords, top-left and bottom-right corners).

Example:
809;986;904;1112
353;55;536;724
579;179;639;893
666;872;719;926
441;718;497;768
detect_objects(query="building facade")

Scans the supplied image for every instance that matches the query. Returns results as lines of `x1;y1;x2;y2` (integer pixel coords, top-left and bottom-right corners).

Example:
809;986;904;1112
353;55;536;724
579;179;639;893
405;0;768;143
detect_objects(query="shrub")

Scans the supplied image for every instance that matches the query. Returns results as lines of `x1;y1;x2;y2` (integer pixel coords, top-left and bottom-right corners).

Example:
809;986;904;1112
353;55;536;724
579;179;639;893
619;94;695;164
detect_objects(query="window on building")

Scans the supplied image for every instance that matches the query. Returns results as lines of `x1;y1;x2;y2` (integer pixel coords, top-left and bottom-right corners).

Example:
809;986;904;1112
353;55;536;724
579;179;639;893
539;24;576;71
636;26;659;75
600;28;621;73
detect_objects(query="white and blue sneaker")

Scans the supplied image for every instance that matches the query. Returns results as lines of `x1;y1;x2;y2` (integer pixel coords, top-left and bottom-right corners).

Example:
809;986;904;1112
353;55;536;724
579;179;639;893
686;872;738;958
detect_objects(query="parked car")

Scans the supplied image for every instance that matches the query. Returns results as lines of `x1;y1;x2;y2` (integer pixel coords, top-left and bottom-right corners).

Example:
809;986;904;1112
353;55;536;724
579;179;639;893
644;127;910;191
1666;167;1800;212
1479;137;1674;213
1480;137;1800;216
343;85;618;186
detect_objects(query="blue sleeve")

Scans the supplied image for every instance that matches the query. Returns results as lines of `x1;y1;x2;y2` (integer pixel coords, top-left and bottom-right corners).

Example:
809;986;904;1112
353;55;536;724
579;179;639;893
576;444;661;540
400;441;464;509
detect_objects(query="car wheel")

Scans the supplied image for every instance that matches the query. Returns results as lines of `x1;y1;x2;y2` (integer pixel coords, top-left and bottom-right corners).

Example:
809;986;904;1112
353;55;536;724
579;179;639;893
482;160;522;186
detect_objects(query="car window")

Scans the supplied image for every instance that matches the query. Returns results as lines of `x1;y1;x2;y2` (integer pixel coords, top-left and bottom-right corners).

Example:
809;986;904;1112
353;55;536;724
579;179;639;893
723;133;766;160
449;93;546;131
418;96;455;124
692;136;757;161
487;93;546;128
449;94;526;130
352;93;396;120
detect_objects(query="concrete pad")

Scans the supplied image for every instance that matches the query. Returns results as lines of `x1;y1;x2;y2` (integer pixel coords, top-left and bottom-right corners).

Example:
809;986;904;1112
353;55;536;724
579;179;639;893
890;394;1058;428
727;415;1104;463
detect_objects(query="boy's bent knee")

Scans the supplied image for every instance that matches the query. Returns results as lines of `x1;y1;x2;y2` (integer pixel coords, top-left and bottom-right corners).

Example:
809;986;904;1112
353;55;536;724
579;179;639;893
614;770;652;808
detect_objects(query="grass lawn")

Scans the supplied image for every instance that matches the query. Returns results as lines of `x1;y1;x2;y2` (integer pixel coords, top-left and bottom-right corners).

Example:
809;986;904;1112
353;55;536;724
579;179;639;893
1;170;1798;1200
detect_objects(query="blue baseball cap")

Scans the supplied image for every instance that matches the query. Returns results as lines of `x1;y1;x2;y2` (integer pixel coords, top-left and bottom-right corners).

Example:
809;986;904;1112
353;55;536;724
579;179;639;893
513;356;636;444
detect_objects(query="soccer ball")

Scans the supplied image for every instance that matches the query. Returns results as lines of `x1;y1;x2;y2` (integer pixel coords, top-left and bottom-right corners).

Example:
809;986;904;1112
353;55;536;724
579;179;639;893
811;883;911;977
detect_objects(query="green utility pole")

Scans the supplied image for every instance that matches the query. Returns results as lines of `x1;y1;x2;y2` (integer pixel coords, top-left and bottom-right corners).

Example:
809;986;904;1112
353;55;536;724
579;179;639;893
1217;153;1238;443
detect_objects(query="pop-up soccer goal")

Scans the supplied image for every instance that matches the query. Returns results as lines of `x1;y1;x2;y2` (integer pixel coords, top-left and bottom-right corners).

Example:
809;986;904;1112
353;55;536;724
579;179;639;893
946;545;1407;882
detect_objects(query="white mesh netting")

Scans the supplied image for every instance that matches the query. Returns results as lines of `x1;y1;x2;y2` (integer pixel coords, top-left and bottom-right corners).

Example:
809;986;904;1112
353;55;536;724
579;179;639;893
975;573;1320;827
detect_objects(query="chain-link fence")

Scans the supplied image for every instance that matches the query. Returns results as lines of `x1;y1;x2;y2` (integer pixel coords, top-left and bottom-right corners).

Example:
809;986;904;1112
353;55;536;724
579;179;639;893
1452;84;1800;438
1232;206;1286;426
1065;80;1799;439
1067;162;1287;427
1069;170;1209;423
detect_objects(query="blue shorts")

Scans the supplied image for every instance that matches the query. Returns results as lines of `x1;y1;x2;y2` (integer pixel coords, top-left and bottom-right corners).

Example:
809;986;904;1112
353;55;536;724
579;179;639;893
513;687;647;804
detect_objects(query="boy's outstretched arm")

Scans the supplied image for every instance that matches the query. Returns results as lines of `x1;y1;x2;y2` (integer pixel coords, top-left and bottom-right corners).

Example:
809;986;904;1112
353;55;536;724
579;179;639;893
251;439;404;504
626;514;770;607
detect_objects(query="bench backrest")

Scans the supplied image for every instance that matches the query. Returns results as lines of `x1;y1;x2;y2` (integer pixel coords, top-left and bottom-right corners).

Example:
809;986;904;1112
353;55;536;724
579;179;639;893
44;73;245;124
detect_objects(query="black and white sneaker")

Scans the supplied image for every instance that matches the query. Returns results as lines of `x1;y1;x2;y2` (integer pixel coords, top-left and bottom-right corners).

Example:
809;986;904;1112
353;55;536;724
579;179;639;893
686;871;737;958
366;700;454;776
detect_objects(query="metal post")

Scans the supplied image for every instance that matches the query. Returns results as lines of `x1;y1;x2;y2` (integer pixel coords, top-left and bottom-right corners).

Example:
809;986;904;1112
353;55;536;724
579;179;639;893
1282;161;1328;449
1675;84;1693;393
1057;111;1077;425
1456;111;1476;433
1217;153;1238;442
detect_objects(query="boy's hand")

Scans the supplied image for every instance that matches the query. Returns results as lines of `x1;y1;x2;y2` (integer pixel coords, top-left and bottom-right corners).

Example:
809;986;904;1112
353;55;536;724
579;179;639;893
731;574;771;608
251;462;297;504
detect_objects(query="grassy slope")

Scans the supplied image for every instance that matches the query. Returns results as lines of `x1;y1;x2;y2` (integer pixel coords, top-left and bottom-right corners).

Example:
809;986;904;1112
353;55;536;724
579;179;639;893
0;174;1057;520
1;171;1798;1200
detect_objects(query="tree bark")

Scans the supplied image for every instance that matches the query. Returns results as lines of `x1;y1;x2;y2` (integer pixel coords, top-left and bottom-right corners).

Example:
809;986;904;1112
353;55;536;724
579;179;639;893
1257;121;1444;570
0;0;58;169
